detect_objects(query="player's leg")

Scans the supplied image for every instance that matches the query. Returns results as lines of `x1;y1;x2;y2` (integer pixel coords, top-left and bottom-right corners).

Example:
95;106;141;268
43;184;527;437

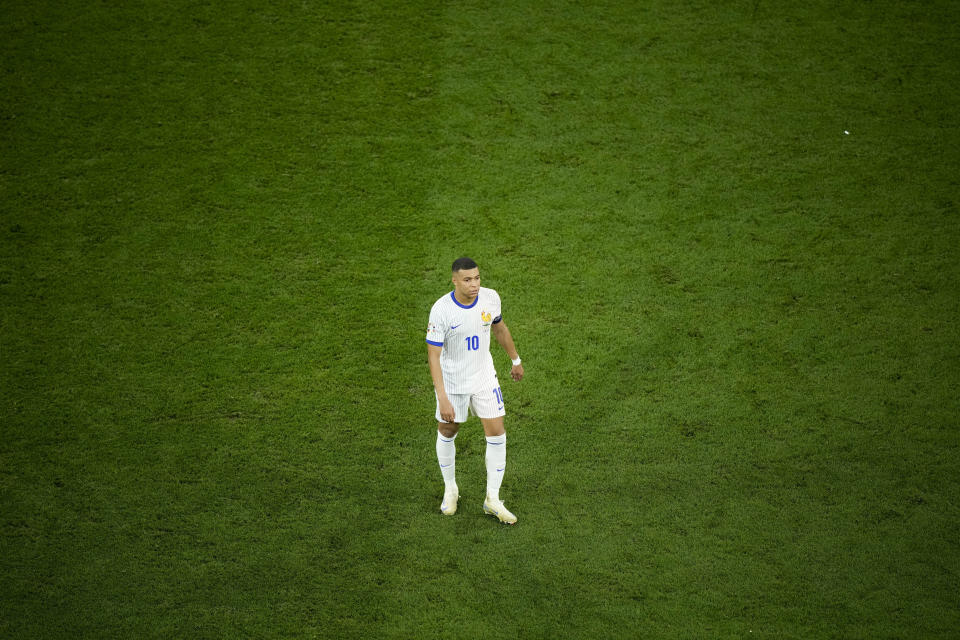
480;415;505;437
479;416;507;502
474;385;516;524
436;421;460;486
436;422;461;514
438;421;460;439
436;420;460;490
436;394;468;515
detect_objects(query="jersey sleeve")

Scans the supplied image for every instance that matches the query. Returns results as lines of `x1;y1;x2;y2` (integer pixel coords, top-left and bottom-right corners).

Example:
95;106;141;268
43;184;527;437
491;289;503;324
426;303;445;346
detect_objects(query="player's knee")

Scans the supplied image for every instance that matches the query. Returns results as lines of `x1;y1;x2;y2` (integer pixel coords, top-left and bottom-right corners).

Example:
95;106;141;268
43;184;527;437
438;423;460;438
481;418;505;437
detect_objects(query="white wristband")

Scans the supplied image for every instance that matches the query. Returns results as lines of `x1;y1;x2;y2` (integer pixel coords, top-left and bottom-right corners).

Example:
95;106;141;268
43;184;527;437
511;356;522;366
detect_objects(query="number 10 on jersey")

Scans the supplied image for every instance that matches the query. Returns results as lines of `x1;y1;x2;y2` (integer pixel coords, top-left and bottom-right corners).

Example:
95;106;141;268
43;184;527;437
465;335;479;350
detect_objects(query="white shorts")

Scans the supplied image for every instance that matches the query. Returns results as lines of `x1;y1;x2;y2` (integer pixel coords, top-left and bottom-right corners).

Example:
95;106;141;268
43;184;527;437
436;382;506;423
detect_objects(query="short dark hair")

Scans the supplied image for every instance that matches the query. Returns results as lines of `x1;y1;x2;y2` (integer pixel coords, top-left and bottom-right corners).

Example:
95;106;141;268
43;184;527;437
451;257;478;272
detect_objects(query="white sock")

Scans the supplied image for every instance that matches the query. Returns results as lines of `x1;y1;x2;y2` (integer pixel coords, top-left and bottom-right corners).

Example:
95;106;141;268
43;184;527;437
436;431;457;489
485;433;507;502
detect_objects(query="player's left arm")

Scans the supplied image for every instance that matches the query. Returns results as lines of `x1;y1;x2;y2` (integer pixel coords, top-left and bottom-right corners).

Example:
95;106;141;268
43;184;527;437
492;319;524;382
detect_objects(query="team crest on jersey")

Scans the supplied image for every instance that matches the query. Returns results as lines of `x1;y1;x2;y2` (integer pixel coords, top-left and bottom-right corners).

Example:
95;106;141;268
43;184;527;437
481;311;492;324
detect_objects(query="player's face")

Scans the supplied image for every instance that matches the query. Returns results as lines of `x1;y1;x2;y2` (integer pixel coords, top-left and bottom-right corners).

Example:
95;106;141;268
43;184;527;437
452;267;481;301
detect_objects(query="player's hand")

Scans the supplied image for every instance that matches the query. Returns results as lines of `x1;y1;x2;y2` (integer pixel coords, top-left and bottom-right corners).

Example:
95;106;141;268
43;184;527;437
438;397;456;423
510;363;524;382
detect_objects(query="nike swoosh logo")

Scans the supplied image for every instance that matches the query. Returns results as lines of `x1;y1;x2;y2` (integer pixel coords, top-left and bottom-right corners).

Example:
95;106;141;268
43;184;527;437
450;324;461;329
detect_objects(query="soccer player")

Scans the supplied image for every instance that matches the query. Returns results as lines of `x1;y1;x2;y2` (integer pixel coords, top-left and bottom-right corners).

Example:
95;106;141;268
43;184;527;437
426;257;524;524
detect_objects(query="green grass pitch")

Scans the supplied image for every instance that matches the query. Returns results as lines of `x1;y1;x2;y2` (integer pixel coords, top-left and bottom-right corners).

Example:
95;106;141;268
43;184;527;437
2;0;958;637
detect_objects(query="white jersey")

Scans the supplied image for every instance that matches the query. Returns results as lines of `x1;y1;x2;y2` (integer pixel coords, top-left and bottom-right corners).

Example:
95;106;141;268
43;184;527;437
426;287;503;394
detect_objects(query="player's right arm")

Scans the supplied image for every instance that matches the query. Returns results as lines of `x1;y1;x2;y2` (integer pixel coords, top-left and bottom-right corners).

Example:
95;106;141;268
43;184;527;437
427;343;456;423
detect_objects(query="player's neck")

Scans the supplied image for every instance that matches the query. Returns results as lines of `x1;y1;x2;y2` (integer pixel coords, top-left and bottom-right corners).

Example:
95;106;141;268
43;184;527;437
453;290;477;306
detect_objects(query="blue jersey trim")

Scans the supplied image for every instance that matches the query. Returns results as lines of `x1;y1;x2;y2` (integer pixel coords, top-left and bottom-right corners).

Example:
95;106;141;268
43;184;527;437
492;315;502;324
426;339;443;347
450;291;478;309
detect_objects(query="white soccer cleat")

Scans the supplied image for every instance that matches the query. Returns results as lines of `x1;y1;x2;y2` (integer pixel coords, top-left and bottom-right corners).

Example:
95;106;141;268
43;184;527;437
483;496;517;525
441;486;459;515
